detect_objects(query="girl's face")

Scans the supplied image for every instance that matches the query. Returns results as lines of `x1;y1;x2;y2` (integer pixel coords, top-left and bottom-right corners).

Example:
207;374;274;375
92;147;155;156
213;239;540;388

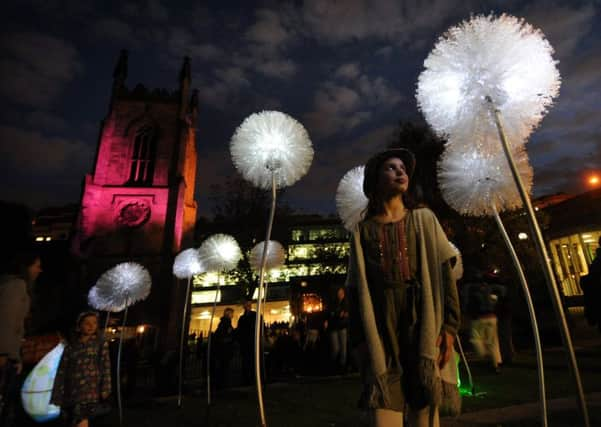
79;315;98;337
377;157;409;195
26;258;42;283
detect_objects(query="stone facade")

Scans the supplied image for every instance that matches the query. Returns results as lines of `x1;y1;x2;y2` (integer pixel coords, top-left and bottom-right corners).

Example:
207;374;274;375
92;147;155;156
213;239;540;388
72;51;198;348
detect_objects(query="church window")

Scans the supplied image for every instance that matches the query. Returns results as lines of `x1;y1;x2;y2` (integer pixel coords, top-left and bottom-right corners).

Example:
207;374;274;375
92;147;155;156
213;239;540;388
129;125;156;184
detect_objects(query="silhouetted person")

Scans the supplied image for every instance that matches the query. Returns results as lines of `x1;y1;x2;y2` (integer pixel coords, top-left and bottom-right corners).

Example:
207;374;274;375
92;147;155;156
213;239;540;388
212;308;235;389
236;300;257;386
0;250;42;426
464;273;506;373
325;287;349;373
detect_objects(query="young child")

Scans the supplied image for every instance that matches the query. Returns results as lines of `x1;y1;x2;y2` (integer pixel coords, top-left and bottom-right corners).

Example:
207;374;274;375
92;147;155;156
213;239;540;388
51;311;111;427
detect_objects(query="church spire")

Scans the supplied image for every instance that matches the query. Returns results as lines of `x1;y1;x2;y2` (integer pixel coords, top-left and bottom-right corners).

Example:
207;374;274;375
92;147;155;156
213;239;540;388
178;57;191;119
112;49;128;93
179;56;191;84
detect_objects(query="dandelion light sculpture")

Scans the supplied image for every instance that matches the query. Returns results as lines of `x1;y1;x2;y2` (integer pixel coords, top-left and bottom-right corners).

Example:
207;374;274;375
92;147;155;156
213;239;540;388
88;285;126;313
438;145;545;415
95;262;151;310
448;241;464;282
230;111;313;427
198;234;242;406
336;166;368;231
231;110;314;189
198;234;242;273
249;240;285;273
416;14;560;147
173;248;204;279
172;248;204;408
250;240;286;317
438;143;532;217
95;262;151;426
418;13;588;426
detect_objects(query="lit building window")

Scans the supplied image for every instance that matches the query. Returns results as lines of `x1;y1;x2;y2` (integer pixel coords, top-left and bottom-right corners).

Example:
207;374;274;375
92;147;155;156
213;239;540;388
301;293;323;313
191;290;222;304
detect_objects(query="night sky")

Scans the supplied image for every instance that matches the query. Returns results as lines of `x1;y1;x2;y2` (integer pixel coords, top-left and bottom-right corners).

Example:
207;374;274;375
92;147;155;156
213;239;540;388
1;0;599;218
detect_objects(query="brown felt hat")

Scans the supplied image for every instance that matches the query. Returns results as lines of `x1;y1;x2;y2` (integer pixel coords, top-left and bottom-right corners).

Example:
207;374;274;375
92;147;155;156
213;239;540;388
363;148;415;197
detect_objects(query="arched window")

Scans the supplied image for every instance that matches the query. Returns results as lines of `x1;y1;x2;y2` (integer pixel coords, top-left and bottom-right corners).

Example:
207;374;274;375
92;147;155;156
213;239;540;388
129;125;156;185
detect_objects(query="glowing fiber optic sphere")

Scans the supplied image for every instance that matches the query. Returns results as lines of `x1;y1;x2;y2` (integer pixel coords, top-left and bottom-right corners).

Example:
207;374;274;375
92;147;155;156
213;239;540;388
173;248;204;279
417;14;560;146
230;111;314;189
336;166;368;231
437;142;532;216
94;262;152;311
249;240;286;273
198;234;242;273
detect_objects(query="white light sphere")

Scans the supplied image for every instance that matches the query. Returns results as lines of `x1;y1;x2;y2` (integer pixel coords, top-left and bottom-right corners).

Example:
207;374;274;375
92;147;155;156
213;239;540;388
416;14;560;147
198;234;242;273
249;240;286;273
94;262;152;311
448;242;464;281
336;166;368;231
230;110;314;189
438;142;532;216
88;285;125;313
173;248;204;279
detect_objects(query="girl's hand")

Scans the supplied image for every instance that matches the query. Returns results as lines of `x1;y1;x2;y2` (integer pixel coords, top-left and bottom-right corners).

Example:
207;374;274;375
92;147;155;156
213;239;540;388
436;331;454;369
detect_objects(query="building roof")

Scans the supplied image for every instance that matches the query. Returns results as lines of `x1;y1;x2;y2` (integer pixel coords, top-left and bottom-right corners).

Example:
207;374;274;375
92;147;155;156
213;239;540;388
544;188;601;238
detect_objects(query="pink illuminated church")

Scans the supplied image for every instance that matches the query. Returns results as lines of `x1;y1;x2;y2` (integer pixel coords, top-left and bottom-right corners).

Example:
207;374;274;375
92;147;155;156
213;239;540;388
72;50;198;345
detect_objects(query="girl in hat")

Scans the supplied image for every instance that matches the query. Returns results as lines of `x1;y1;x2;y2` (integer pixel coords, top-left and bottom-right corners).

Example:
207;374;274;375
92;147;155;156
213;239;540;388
51;311;111;427
346;149;460;427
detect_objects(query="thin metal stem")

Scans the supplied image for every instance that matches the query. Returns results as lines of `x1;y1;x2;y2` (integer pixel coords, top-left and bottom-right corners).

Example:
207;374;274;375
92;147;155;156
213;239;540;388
454;335;474;395
117;307;128;427
255;172;277;427
206;273;221;406
177;276;192;408
492;203;547;427
487;96;589;427
103;312;111;335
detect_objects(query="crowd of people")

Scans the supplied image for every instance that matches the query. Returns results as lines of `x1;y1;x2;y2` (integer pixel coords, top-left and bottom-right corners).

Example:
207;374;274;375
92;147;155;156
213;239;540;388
203;292;352;391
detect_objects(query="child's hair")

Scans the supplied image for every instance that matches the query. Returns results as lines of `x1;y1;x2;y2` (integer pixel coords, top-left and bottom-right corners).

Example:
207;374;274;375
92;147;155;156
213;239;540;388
76;311;99;332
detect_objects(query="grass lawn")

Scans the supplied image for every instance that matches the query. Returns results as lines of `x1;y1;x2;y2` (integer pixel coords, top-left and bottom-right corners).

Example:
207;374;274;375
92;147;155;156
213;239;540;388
95;343;601;427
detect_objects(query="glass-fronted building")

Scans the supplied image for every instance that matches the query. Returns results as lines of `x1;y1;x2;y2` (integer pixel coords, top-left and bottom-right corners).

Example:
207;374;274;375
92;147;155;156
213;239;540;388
189;218;349;335
544;189;601;304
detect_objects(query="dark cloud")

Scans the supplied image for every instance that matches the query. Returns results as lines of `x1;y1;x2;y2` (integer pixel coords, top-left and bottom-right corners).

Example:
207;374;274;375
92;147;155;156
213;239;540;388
245;9;295;51
91;18;141;47
304;66;403;139
25;111;68;133
0;32;82;107
522;3;596;59
0;125;92;173
0;0;599;216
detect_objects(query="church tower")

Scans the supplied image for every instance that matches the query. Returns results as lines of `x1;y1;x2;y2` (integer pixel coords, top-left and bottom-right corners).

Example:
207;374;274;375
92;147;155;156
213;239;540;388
73;50;198;344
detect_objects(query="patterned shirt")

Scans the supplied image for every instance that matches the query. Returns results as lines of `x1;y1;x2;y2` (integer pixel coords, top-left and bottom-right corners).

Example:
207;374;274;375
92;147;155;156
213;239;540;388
51;336;111;406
